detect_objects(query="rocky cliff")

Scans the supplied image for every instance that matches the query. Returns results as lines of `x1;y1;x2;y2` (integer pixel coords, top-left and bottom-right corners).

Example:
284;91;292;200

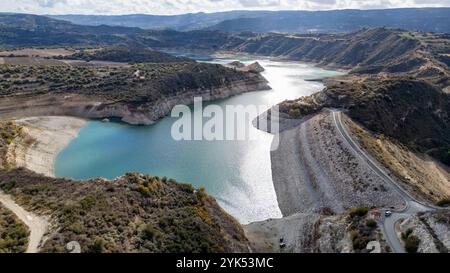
0;62;270;125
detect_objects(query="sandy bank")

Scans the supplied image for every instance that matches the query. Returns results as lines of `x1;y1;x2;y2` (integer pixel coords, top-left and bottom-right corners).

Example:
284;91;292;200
10;116;86;177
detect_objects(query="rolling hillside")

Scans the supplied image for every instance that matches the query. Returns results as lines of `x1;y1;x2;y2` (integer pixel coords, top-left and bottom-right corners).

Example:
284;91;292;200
49;8;450;33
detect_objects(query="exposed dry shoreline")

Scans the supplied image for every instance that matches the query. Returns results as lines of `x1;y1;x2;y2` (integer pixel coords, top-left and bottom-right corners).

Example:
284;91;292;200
9;116;86;177
269;111;405;216
244;110;406;252
0;75;270;126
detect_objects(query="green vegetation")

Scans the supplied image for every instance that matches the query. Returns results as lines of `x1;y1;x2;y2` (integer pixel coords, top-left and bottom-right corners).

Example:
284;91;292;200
59;46;192;64
280;78;450;166
365;219;378;228
0;205;29;253
0;121;22;170
348;208;381;253
0;180;16;194
401;228;420;253
288;108;301;118
89;237;106;253
0;170;249;253
0;62;259;102
349;207;369;217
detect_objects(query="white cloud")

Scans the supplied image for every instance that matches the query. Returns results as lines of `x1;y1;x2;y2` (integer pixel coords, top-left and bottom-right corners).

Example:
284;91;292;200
1;0;449;15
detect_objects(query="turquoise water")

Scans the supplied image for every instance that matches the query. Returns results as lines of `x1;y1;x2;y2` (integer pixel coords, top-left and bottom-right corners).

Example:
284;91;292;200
55;56;344;223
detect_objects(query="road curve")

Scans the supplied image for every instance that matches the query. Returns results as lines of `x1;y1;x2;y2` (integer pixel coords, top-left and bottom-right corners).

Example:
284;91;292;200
0;190;49;253
331;110;437;253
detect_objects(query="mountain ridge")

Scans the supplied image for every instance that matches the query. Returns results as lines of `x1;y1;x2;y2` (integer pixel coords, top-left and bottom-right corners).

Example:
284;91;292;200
47;8;450;33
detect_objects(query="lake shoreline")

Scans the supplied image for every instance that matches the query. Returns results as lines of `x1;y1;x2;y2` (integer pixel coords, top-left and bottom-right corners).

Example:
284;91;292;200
11;116;86;177
12;57;343;229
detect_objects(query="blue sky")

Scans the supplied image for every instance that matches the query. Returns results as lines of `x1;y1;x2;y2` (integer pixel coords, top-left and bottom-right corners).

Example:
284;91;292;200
1;0;449;15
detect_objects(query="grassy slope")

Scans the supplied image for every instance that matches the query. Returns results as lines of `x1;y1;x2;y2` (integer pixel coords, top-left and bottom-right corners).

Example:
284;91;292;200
58;46;193;64
0;121;249;253
0;169;249;253
0;204;29;253
0;62;262;102
280;78;450;166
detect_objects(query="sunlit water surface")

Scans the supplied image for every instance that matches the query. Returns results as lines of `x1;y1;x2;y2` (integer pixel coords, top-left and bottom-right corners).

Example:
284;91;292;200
55;55;344;224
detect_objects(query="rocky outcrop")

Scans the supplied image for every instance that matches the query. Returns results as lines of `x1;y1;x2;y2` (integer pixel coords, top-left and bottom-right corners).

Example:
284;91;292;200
227;61;245;68
83;77;270;125
0;62;270;125
242;62;265;73
0;76;269;125
227;61;265;73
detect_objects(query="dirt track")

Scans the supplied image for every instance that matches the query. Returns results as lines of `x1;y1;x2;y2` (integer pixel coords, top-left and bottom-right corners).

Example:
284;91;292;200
0;191;49;253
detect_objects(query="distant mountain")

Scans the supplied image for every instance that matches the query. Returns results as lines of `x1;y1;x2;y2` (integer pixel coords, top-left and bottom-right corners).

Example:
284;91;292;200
0;13;142;48
50;11;275;31
206;9;450;33
49;8;450;33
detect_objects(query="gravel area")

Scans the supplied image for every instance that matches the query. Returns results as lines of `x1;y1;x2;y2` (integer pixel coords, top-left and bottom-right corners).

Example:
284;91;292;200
271;110;404;217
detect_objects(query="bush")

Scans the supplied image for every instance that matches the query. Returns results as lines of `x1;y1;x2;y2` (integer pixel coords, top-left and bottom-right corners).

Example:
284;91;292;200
0;207;29;253
365;219;377;228
349;207;369;218
404;235;420;253
402;228;420;253
288;108;301;118
351;231;371;251
401;228;413;240
89;237;105;253
0;180;16;193
142;224;161;240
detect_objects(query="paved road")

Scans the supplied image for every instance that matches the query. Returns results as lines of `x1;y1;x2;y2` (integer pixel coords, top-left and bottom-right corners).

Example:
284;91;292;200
0;190;49;253
331;110;437;253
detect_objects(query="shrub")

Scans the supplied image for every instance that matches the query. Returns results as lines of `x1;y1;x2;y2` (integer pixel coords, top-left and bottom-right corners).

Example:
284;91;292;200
351;231;371;251
349;207;369;218
89;237;105;253
142;224;161;240
288;108;301;118
0;207;29;253
365;219;377;228
0;180;16;193
401;228;413;240
404;235;420;253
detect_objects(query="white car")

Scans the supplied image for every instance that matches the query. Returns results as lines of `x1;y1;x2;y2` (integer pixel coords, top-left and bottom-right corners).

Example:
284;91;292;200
385;210;392;217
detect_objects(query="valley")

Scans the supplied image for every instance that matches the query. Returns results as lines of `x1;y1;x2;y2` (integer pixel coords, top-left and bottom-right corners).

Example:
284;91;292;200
0;11;449;254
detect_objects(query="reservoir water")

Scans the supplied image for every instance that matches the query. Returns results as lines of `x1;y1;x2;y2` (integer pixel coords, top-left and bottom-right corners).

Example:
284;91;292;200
55;56;344;224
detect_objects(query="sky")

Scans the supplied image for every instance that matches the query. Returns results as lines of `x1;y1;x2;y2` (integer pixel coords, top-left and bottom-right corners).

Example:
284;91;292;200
0;0;449;15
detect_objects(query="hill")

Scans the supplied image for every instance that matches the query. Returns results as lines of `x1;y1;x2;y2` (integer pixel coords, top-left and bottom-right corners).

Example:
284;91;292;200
0;61;269;125
0;13;141;48
50;11;268;31
279;77;450;166
49;8;450;33
0;122;250;253
141;28;450;87
1;14;448;88
0;169;249;253
206;9;450;33
58;46;192;63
